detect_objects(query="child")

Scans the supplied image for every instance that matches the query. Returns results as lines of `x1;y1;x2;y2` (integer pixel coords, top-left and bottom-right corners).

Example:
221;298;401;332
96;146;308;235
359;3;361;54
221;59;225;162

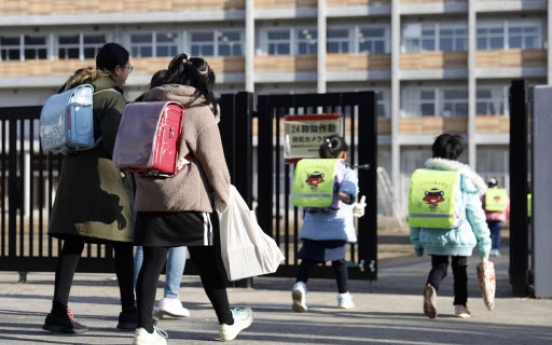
409;133;491;319
481;177;510;257
291;135;358;312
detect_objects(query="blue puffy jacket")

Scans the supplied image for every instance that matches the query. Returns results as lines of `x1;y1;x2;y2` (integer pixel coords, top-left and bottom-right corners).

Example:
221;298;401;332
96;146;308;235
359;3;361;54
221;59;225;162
410;158;492;259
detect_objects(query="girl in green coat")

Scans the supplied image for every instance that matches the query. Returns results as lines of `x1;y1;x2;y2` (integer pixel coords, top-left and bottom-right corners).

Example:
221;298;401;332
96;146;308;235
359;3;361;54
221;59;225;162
43;43;136;334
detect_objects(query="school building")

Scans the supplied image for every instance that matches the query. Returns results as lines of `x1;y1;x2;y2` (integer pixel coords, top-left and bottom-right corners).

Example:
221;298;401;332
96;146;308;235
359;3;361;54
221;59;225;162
0;0;549;212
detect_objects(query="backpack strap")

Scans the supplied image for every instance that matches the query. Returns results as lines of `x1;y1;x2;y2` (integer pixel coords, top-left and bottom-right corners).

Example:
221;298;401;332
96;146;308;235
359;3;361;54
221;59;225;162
91;88;121;148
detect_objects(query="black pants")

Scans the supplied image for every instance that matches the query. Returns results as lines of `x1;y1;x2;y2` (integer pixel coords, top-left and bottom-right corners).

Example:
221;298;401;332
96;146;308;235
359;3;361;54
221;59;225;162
136;244;232;332
296;258;349;294
52;237;135;314
426;255;468;306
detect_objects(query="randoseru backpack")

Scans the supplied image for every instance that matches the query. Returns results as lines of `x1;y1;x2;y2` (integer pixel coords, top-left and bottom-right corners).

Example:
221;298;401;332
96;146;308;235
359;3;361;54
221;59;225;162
292;158;343;208
39;84;116;154
407;168;463;229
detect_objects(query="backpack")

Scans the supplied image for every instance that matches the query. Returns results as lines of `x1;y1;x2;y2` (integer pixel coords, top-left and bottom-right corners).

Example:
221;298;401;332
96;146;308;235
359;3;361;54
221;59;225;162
112;101;185;177
291;158;343;208
484;188;507;212
39;84;116;154
407;168;463;229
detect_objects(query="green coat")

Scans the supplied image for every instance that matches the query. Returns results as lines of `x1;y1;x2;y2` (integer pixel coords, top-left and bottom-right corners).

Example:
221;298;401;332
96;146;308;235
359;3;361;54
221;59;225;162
48;77;135;244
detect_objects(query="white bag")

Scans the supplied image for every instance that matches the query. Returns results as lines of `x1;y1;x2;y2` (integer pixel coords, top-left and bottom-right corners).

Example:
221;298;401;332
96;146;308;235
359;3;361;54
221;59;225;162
216;185;285;281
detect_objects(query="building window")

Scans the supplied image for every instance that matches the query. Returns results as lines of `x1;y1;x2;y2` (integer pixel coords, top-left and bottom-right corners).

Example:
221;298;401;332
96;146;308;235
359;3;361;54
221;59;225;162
266;29;291;55
131;32;178;58
477;86;508;115
191;30;243;57
439;27;467;51
477;26;504;50
508;24;539;49
358;27;388;54
83;34;106;59
191;32;215;56
402;87;468;118
327;28;350;53
440;89;468;117
58;35;80;60
217;30;243;56
376;90;390;118
24;35;47;60
404;23;467;52
156;32;179;57
1;36;21;61
297;28;317;55
131;33;153;57
477;21;541;50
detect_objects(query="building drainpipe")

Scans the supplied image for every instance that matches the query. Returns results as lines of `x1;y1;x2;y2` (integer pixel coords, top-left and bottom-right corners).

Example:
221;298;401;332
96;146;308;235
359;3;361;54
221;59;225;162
468;0;477;169
391;0;401;209
317;0;327;94
246;0;255;93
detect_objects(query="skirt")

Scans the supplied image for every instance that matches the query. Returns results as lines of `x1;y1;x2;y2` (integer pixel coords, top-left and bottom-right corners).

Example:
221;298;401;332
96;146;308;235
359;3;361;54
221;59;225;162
297;239;347;262
134;211;217;247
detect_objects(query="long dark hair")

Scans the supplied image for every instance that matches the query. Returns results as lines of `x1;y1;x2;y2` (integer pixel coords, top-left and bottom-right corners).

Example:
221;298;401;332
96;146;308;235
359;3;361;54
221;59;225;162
160;53;219;115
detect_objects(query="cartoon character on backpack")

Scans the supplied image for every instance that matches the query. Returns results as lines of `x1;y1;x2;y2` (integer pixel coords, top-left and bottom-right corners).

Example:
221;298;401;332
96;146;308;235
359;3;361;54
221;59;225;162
306;172;325;192
424;188;445;211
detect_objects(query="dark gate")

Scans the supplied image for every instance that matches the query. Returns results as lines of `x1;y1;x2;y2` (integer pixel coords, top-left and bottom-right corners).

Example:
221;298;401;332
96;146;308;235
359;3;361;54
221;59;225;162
255;92;378;280
0;92;252;278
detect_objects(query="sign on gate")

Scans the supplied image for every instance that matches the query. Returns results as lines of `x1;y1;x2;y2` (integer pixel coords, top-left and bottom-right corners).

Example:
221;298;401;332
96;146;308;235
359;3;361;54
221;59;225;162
283;114;343;163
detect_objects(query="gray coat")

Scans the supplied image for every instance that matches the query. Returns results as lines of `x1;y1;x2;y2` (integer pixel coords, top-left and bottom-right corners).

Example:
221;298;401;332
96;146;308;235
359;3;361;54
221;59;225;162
48;77;135;244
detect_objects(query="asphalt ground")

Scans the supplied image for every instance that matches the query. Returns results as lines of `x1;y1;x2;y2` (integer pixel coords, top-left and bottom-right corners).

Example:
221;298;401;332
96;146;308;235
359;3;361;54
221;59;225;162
0;238;551;345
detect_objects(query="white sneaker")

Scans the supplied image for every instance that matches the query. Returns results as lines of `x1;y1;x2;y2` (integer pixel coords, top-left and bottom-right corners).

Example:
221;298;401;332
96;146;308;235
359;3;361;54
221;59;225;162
132;327;168;345
337;292;355;309
291;282;307;313
154;298;191;319
219;307;253;342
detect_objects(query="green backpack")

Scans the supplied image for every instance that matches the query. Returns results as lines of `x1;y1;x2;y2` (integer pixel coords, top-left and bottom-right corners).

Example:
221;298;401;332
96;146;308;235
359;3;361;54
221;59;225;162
292;158;342;208
408;168;462;229
484;188;507;212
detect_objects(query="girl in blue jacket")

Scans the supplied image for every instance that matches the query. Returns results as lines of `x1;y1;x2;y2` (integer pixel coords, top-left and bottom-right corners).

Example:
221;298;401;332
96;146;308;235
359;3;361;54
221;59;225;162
291;135;358;312
410;133;491;319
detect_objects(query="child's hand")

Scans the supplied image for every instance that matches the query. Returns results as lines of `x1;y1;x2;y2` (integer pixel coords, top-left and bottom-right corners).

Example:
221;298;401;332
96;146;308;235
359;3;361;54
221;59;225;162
339;192;351;204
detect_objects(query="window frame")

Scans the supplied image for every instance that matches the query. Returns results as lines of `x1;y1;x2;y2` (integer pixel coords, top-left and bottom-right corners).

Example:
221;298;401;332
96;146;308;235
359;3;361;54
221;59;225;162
476;85;509;116
477;19;542;51
0;34;23;61
401;86;468;118
356;25;390;54
403;22;468;53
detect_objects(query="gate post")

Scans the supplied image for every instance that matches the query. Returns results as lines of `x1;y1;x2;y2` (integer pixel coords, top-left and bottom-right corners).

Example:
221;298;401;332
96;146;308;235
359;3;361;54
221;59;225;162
509;80;530;297
354;92;378;281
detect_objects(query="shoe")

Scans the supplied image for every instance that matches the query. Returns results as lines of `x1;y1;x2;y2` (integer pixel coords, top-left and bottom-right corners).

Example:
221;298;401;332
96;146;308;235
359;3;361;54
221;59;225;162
132;327;168;345
423;285;438;319
154;298;191;319
117;309;138;330
42;309;89;334
455;305;471;318
219;307;253;342
490;249;501;257
337;292;355;309
291;282;308;313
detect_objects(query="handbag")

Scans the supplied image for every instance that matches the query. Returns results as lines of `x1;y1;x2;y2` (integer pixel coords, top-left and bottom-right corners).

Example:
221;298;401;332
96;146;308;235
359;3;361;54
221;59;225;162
216;185;285;281
476;260;496;311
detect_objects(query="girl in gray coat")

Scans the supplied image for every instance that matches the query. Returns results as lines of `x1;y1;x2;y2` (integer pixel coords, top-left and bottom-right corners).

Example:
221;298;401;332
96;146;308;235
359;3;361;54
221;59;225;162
410;133;491;319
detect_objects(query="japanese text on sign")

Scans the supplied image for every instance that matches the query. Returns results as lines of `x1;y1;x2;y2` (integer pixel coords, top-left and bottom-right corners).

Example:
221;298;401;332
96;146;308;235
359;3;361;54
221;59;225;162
284;114;343;163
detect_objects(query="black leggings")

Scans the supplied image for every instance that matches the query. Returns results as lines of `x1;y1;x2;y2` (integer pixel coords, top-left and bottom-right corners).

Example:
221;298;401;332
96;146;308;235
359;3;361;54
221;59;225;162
136;244;232;332
52;237;135;314
426;255;468;306
296;258;349;294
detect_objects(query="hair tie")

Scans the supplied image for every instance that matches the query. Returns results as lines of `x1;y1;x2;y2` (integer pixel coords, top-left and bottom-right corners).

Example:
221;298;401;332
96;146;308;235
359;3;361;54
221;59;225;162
326;138;332;148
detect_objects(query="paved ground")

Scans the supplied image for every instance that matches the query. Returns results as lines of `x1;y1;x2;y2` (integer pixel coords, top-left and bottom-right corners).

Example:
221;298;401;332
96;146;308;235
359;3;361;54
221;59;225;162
0;240;550;345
